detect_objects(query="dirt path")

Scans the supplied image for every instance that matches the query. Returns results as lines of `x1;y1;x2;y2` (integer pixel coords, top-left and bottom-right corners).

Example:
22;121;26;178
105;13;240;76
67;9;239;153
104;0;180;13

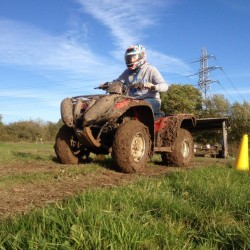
0;156;231;220
0;160;175;220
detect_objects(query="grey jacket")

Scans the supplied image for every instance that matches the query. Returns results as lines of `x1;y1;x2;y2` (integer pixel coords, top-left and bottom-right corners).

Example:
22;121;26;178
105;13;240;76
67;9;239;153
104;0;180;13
116;63;168;100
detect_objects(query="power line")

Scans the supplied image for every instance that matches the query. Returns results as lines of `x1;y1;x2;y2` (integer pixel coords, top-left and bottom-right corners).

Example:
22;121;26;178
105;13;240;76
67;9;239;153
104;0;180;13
1;49;246;106
216;81;237;103
214;58;246;102
184;47;247;104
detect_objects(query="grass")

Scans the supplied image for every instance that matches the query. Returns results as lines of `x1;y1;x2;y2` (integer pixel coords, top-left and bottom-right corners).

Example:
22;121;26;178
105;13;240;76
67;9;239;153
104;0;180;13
0;142;249;249
0;142;55;164
0;143;104;190
0;167;249;249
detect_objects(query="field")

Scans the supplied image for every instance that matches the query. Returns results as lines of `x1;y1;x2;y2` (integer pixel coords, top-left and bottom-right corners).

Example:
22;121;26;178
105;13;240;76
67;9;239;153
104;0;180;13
0;142;249;249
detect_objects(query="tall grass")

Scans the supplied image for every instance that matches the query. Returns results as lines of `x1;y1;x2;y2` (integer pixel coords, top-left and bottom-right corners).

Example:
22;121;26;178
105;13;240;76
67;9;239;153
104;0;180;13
0;166;249;249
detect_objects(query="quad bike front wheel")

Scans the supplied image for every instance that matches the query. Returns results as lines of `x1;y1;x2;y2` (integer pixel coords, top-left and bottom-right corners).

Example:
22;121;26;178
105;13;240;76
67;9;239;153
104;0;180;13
161;128;194;167
54;125;89;164
112;120;151;173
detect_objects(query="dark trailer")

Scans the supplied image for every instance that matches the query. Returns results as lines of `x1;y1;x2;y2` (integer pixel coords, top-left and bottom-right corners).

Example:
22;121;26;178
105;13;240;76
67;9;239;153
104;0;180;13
190;117;229;158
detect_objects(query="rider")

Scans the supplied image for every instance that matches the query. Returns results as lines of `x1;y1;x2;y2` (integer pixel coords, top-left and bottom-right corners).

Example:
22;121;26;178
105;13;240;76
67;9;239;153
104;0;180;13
101;44;168;116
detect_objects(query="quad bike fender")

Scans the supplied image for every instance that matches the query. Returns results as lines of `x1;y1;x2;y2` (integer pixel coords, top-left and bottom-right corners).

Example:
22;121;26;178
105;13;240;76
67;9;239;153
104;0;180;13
154;114;196;152
83;94;122;126
117;100;155;155
83;97;155;153
60;97;101;148
61;98;74;127
61;96;101;127
83;96;154;128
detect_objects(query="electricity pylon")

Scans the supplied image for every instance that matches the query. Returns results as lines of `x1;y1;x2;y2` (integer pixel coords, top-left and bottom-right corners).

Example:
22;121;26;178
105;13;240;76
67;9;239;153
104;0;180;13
198;47;221;99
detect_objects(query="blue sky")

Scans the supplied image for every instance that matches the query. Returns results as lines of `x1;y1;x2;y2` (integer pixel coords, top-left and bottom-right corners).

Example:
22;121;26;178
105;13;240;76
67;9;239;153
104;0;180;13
0;0;249;124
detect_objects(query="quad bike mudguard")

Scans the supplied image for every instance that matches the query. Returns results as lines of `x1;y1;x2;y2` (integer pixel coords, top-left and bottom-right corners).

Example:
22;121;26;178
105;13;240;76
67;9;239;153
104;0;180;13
83;94;122;126
61;98;74;127
154;114;196;152
60;97;102;149
60;94;155;151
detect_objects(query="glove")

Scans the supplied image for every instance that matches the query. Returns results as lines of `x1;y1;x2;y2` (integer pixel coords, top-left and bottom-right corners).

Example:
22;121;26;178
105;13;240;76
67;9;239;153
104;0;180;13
131;82;144;90
144;82;156;90
99;82;110;89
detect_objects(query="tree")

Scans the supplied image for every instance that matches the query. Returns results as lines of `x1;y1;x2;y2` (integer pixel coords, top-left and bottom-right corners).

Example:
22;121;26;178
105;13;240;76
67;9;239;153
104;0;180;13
6;120;42;142
43;120;63;141
0;115;4;139
161;84;203;116
229;101;250;142
202;94;230;118
0;118;63;142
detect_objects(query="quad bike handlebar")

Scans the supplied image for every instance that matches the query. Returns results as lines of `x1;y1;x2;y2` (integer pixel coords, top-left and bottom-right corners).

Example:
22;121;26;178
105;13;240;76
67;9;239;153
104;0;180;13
94;82;110;90
95;81;152;94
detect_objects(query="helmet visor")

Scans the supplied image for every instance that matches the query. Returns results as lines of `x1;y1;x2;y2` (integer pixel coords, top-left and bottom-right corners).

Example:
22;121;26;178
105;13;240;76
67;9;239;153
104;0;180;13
125;54;138;65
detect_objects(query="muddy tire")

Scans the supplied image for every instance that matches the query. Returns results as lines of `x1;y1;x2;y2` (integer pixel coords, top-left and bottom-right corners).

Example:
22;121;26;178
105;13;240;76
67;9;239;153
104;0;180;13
162;128;193;167
54;125;81;165
112;120;151;173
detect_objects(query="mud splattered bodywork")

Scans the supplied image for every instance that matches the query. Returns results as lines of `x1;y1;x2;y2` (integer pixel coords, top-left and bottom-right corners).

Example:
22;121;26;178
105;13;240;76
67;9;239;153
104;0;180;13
154;114;196;151
55;81;196;173
59;93;153;154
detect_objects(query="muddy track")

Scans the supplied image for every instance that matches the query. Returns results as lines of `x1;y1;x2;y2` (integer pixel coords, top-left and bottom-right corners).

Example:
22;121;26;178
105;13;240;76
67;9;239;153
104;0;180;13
0;157;229;220
0;160;177;220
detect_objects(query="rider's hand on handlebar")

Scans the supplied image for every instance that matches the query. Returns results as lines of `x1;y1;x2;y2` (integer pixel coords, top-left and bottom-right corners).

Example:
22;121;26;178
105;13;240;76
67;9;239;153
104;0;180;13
98;82;110;89
143;82;156;90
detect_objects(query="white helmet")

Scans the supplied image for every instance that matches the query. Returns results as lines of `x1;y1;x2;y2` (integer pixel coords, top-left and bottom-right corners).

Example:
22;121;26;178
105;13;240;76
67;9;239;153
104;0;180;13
124;44;146;71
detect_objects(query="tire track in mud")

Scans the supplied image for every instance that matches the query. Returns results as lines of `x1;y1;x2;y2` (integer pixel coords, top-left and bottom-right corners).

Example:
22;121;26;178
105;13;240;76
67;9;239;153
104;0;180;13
0;157;229;220
0;162;172;220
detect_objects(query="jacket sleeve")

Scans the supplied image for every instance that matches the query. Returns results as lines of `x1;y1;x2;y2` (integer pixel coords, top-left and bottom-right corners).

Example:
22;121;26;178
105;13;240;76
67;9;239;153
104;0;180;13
151;66;168;92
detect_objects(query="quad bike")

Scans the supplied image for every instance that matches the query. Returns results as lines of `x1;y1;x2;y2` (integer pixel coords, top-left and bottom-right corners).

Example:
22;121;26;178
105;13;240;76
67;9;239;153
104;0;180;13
54;81;196;173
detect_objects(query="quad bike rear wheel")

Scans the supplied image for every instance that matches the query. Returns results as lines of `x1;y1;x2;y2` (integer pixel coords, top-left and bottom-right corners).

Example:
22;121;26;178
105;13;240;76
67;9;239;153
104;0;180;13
161;128;193;167
112;120;151;173
55;125;89;164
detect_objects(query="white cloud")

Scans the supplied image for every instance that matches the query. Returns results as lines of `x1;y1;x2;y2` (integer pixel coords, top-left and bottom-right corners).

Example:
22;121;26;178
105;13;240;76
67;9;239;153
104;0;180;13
0;19;118;75
77;0;160;49
147;50;192;75
0;89;62;108
0;1;190;79
77;0;191;75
